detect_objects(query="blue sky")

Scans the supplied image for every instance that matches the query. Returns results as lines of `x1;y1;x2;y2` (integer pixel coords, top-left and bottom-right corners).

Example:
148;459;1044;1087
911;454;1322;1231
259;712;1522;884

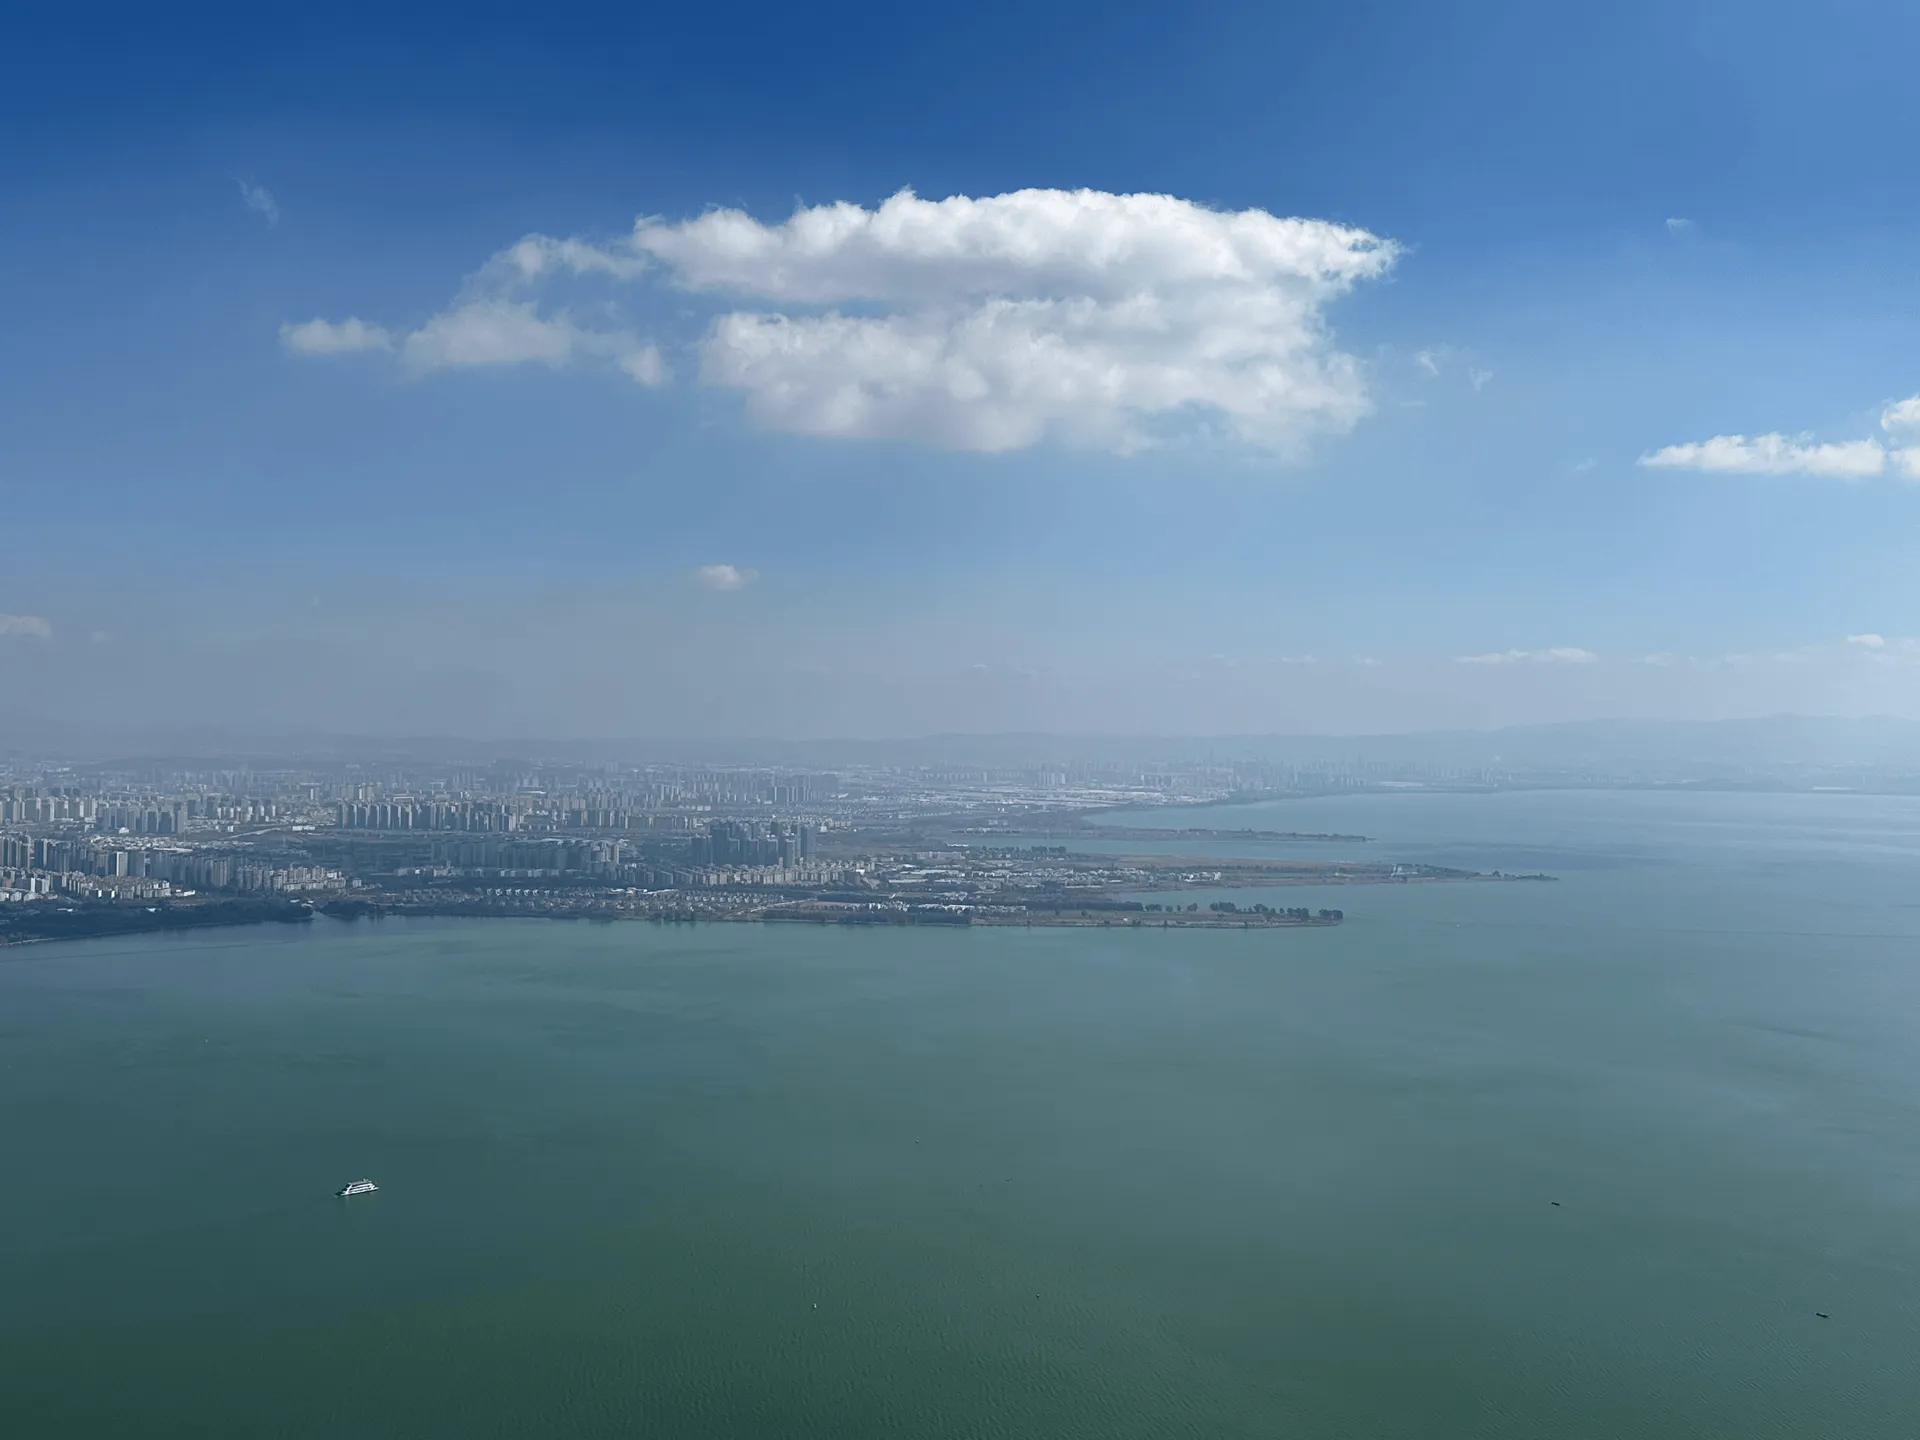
4;1;1920;739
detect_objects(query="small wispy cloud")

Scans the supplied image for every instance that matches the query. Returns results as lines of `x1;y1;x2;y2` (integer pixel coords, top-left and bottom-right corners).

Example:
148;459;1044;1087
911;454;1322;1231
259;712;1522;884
1838;633;1920;666
1619;636;1920;670
1665;217;1694;235
1457;647;1597;666
282;300;662;380
621;346;667;386
1881;396;1920;436
692;563;757;592
0;613;53;640
1408;347;1490;392
281;317;394;355
1643;395;1920;481
1639;433;1887;479
401;301;587;371
1570;457;1599;474
237;179;280;226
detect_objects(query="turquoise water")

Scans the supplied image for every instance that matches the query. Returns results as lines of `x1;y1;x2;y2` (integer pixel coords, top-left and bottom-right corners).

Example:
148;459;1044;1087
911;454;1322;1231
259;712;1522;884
4;790;1920;1436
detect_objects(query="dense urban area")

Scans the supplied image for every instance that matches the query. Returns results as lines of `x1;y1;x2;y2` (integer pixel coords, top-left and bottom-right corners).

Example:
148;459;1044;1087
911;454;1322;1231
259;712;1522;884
0;751;1574;944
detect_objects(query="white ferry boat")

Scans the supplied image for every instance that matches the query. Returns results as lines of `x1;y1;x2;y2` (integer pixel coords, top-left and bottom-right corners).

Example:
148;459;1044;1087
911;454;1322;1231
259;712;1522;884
336;1179;379;1197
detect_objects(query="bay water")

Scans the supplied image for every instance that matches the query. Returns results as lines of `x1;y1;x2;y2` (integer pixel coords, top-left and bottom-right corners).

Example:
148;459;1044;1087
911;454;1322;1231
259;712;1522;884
4;789;1919;1436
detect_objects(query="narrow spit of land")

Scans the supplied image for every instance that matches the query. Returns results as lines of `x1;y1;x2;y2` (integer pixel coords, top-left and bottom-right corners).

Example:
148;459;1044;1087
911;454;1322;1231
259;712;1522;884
864;814;1372;849
314;852;1551;930
761;902;1347;929
959;823;1372;844
0;826;1553;946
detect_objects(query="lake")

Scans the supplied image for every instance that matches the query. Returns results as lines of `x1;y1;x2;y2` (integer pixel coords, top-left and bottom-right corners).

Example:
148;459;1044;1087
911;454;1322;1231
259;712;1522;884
4;789;1919;1436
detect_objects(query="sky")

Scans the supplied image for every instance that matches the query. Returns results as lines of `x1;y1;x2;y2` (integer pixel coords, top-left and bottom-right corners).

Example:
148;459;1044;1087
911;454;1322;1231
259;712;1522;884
4;0;1920;741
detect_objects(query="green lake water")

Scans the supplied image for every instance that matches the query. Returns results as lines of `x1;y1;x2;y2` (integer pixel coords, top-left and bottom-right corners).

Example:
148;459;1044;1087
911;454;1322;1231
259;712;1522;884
4;789;1919;1436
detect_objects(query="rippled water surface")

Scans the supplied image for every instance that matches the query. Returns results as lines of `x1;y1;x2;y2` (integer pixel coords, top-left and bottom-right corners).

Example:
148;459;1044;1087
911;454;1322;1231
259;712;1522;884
4;789;1919;1437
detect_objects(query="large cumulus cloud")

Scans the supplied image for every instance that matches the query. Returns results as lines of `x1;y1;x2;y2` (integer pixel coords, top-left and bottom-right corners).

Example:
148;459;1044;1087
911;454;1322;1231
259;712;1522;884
283;187;1398;455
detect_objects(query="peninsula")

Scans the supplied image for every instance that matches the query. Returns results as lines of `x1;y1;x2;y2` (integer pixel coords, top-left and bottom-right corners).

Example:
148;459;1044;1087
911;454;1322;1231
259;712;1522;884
0;753;1551;946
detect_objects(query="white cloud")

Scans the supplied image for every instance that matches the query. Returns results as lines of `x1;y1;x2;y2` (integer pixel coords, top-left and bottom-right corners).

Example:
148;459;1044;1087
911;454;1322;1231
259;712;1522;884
1880;395;1920;475
1635;652;1680;667
285;302;662;380
1640;397;1920;481
1639;433;1886;479
285;187;1398;456
488;234;650;284
1408;346;1491;395
0;613;53;640
1665;217;1694;234
238;179;280;225
1867;388;1920;477
620;345;667;386
1831;633;1920;666
280;317;394;355
1457;647;1598;666
633;188;1394;305
1879;395;1920;434
400;300;587;371
632;188;1397;454
692;563;757;592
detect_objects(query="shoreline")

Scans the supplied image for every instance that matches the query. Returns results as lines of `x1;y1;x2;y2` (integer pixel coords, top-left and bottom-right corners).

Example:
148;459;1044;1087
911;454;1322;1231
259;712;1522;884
957;822;1371;844
0;861;1557;948
0;899;1348;946
0;898;315;949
